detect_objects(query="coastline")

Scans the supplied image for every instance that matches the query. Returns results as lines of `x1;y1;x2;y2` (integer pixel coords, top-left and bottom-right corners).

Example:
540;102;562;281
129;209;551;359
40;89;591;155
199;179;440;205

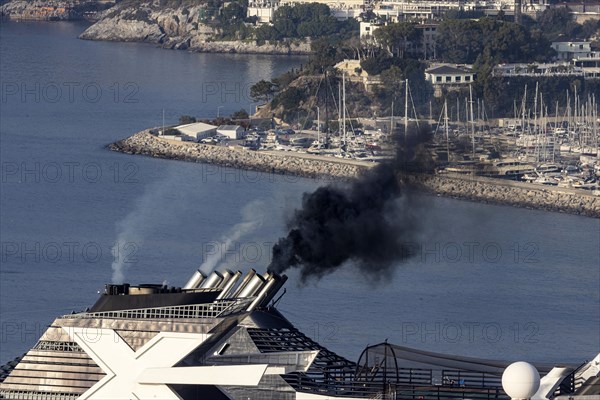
109;130;600;218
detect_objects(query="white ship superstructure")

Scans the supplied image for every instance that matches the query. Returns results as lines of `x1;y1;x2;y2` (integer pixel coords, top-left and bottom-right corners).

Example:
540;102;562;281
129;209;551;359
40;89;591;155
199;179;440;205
0;269;598;399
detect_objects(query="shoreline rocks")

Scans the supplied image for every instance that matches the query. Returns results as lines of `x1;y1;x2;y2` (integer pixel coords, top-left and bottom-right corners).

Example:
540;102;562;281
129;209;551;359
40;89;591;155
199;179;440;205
409;174;600;218
78;3;312;55
108;130;363;180
109;130;600;218
1;0;111;21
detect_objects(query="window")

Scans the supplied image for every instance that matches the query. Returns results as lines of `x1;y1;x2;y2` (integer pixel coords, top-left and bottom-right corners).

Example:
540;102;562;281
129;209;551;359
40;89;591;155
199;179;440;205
465;76;471;82
445;76;451;82
436;76;442;82
456;76;461;82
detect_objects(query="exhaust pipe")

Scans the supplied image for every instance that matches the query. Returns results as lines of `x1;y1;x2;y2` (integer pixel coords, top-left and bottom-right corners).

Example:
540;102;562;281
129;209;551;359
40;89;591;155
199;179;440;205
199;271;224;289
237;273;266;298
246;273;278;311
254;273;288;309
216;270;242;299
217;270;234;289
183;270;207;289
231;269;257;298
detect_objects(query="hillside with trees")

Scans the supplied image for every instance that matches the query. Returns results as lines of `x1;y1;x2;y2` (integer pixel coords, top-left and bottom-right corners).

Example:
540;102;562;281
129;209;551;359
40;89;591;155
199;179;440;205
254;7;599;123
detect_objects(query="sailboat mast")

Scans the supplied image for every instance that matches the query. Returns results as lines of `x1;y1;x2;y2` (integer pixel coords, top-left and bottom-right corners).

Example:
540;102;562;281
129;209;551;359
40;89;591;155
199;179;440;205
342;72;346;151
338;82;342;143
404;79;409;139
391;101;394;136
317;106;320;145
533;82;539;161
324;70;329;148
444;98;450;163
521;84;527;133
469;85;475;159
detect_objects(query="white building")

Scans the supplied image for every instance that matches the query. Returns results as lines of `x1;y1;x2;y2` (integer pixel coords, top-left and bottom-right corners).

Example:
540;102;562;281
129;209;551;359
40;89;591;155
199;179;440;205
278;0;367;20
360;21;382;38
426;64;474;85
247;0;366;22
552;41;594;61
493;62;585;77
217;124;246;139
174;122;218;142
426;64;475;96
247;0;277;23
573;52;600;78
373;0;548;21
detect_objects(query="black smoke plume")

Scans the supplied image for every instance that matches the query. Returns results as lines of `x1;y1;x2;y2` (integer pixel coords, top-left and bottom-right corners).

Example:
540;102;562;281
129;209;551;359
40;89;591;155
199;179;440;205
268;127;433;282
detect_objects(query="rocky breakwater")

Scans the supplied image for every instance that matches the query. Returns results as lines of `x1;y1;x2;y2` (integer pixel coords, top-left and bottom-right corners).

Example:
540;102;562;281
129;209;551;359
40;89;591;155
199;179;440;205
108;130;365;179
79;0;311;55
413;173;600;218
109;130;600;218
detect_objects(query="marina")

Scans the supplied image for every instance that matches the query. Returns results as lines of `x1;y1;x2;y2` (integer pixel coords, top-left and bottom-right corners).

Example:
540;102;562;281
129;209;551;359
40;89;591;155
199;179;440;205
154;76;600;198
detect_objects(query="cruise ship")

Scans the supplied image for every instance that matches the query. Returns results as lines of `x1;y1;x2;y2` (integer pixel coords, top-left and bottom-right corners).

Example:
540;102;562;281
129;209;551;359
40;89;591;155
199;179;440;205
0;269;598;400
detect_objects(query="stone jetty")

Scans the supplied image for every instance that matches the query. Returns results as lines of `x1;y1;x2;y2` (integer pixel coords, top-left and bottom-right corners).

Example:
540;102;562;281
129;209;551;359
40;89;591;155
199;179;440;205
109;130;600;218
411;174;600;218
108;130;365;180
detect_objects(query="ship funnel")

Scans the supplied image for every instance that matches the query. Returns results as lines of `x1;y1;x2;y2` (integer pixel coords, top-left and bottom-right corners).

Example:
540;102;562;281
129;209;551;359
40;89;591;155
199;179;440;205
254;273;288;309
183;269;207;289
217;269;234;289
231;269;257;298
216;270;242;299
246;272;277;311
199;271;224;289
236;273;266;298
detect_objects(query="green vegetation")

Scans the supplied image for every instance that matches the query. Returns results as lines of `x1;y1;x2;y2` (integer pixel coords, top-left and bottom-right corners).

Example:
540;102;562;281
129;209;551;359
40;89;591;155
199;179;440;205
258;4;600;124
178;115;197;124
373;22;422;58
256;4;337;41
436;18;554;65
525;8;600;42
250;80;278;103
271;87;307;110
231;108;250;119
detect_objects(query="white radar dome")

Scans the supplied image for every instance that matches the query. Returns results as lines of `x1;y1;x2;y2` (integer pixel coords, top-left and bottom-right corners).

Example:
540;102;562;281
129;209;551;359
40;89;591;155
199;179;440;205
502;361;540;399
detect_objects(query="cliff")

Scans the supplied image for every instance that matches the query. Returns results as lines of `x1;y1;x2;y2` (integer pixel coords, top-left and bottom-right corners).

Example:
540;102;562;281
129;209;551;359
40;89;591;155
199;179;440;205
1;0;114;21
78;0;311;54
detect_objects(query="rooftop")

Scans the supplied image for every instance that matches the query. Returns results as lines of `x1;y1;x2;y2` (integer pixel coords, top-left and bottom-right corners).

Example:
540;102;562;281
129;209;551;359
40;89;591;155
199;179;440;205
175;122;217;134
426;65;473;75
218;124;243;130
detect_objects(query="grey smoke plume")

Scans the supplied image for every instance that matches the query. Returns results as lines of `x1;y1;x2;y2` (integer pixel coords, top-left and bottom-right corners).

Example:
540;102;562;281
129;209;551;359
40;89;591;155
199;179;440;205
110;169;201;283
110;180;167;284
198;201;265;274
268;128;432;282
111;176;265;283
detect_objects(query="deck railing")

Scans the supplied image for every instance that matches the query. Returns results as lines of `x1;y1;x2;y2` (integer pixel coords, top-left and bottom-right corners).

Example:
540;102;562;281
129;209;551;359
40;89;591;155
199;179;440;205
61;297;253;320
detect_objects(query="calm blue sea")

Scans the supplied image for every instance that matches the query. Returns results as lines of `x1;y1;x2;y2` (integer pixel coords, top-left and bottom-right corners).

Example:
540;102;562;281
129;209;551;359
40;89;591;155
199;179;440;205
0;21;598;366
